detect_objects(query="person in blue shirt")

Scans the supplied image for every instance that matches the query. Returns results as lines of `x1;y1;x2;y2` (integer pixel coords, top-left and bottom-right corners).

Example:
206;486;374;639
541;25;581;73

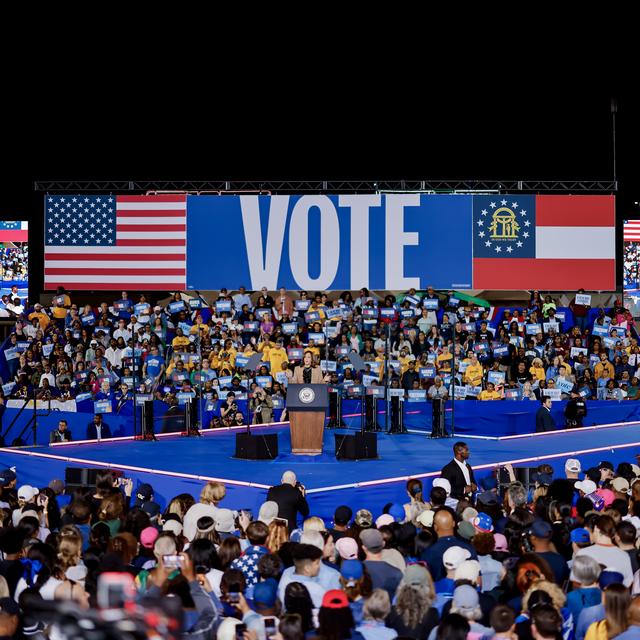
143;346;165;383
114;291;133;320
420;510;477;582
616;596;640;639
566;555;602;627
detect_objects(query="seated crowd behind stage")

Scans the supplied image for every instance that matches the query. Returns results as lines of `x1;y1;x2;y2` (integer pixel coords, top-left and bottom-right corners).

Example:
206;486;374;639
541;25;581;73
0;287;638;428
3;451;640;638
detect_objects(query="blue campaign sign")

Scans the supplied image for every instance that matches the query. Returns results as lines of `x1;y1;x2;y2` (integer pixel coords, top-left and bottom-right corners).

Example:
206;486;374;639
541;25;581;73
186;194;473;290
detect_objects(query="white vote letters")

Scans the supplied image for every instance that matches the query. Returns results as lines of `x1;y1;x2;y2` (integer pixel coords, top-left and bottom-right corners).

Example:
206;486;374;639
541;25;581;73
239;194;421;290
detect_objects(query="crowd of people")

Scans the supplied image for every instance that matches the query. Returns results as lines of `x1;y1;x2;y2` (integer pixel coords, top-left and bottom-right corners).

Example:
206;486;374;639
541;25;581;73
625;243;640;291
0;287;638;429
0;245;28;283
3;443;640;638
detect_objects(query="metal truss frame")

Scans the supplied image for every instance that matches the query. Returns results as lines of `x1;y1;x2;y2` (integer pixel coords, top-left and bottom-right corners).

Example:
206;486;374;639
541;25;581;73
34;179;617;193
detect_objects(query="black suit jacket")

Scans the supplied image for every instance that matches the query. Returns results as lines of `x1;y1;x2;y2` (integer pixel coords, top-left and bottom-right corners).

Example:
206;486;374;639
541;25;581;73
440;459;476;500
535;406;556;432
50;429;72;444
86;422;112;440
266;483;309;533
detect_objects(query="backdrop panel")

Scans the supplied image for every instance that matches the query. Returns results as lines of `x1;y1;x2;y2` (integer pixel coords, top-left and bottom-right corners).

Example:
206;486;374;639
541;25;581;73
44;194;615;291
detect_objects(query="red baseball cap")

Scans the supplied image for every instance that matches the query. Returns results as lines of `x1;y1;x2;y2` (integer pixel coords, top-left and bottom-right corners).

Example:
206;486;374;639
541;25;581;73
322;589;349;609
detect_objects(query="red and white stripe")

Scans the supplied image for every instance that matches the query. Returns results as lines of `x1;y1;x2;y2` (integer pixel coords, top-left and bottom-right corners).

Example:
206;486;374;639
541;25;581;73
624;220;640;242
474;195;616;290
45;195;186;290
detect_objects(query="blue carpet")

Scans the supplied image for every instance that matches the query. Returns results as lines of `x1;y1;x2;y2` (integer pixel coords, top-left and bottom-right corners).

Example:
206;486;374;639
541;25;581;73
4;423;640;522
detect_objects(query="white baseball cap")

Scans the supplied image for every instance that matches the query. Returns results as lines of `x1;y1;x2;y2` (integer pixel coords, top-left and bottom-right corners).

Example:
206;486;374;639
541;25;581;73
17;485;39;502
163;520;183;536
575;479;597;495
433;477;452;496
416;510;435;528
565;458;581;473
443;546;471;570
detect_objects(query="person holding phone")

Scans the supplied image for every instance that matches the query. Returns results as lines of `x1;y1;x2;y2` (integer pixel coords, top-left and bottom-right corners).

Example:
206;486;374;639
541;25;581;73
251;388;274;424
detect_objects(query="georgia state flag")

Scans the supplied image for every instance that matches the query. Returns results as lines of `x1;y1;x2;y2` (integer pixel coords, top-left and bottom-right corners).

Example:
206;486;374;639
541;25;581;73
0;220;28;242
472;195;614;290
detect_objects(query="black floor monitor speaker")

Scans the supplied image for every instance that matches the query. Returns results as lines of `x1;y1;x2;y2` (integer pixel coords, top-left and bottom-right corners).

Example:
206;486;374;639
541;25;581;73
497;466;540;490
65;467;123;492
234;433;279;460
335;433;378;460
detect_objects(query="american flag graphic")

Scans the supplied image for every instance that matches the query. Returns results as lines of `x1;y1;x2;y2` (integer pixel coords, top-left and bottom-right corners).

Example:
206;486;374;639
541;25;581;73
624;220;640;242
44;194;186;290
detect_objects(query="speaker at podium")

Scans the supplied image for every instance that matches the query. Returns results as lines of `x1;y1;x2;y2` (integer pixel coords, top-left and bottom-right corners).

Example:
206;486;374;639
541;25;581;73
286;384;329;455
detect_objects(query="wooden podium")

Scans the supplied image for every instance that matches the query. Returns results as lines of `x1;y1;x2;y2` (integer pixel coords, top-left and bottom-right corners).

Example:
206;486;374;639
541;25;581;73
286;384;329;455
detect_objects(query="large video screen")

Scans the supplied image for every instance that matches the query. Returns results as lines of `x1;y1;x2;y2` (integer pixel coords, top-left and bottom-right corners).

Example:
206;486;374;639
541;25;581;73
0;221;28;300
624;220;640;291
43;193;615;291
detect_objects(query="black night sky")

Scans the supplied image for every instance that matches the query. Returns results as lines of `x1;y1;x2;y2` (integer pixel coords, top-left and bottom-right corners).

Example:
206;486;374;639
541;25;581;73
1;90;637;295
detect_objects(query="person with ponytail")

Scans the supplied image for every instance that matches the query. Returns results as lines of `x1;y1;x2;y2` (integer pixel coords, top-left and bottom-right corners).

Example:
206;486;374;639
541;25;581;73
403;478;428;524
14;542;64;601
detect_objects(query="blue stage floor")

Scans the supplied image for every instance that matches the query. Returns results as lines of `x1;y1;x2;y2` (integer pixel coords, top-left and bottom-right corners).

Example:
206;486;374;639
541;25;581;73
4;423;640;521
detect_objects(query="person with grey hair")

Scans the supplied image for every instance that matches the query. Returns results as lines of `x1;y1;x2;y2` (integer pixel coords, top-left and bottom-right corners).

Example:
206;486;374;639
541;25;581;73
506;482;528;512
357;588;398;640
427;585;491;640
387;564;439;639
565;555;602;623
428;377;448;400
266;470;309;533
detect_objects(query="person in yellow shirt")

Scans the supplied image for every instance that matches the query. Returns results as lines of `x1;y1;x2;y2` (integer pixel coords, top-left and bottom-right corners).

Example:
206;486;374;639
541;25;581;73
51;288;71;323
165;353;193;376
208;344;222;372
219;339;237;370
529;357;546;382
478;382;502;400
436;346;453;373
305;339;321;362
242;343;257;359
258;338;289;373
399;348;415;375
171;328;191;351
309;294;328;320
373;346;386;382
464;354;484;387
189;314;209;338
28;304;50;331
594;353;615;380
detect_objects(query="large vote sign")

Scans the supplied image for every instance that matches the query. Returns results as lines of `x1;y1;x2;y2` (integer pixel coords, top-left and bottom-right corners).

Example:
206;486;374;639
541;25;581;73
187;194;473;291
44;193;615;291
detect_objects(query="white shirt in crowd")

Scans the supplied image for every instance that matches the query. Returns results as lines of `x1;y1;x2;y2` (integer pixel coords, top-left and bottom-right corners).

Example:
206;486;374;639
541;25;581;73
105;347;123;368
113;328;132;342
23;324;39;339
233;293;252;310
572;543;634;587
454;457;471;486
40;373;56;387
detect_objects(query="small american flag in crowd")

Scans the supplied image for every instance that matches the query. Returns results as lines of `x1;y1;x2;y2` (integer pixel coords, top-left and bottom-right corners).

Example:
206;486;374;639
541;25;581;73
624;220;640;242
44;195;186;290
